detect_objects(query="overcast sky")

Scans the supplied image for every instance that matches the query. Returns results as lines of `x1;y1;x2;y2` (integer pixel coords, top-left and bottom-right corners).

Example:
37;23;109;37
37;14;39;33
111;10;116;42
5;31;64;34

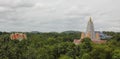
0;0;120;32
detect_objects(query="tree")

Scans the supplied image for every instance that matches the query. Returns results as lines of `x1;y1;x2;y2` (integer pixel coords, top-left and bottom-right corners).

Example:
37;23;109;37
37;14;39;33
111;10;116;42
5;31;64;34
81;38;92;52
58;55;72;59
112;49;120;59
81;53;91;59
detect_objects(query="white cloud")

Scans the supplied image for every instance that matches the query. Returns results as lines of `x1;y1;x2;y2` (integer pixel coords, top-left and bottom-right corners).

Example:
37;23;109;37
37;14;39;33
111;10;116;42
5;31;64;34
0;0;120;32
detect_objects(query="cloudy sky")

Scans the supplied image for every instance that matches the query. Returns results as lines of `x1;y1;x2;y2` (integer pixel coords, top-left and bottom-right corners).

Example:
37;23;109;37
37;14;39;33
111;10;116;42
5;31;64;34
0;0;120;32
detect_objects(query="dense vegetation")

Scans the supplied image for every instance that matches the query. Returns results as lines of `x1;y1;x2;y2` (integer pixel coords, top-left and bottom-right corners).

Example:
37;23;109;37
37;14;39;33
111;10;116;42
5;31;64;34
0;31;120;59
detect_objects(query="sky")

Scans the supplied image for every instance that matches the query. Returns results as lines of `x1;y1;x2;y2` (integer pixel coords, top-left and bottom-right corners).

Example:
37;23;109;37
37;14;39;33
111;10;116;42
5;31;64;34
0;0;120;32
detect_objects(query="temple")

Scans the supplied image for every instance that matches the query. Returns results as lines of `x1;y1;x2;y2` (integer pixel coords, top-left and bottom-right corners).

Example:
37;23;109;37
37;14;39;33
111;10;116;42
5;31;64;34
82;17;100;40
10;33;27;41
74;17;107;45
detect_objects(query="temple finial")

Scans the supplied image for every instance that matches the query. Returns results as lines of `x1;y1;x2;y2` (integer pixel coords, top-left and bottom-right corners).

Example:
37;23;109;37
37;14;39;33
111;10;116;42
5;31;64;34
89;16;92;22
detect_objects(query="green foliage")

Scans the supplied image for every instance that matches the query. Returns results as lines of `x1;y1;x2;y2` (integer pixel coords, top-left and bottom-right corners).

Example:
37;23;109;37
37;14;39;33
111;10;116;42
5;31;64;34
58;55;72;59
81;38;92;52
112;49;120;59
90;44;112;59
81;53;91;59
0;32;120;59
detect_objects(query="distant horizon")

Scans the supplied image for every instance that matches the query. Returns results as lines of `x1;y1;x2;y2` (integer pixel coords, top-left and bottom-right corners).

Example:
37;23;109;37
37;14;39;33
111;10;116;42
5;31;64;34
0;30;119;33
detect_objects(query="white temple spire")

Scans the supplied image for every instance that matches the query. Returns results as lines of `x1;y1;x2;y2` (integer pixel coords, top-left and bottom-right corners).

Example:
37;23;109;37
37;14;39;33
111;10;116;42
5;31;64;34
86;17;95;40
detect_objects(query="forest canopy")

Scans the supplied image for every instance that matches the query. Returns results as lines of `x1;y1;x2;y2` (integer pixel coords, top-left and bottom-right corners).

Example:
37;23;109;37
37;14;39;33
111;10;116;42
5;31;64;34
0;31;120;59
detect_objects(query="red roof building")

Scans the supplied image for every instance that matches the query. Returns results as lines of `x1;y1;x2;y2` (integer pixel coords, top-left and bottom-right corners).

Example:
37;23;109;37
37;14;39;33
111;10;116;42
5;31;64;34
10;33;27;41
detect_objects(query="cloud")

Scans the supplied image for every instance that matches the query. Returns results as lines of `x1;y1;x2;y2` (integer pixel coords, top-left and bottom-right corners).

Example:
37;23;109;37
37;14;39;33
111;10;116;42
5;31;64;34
0;0;120;32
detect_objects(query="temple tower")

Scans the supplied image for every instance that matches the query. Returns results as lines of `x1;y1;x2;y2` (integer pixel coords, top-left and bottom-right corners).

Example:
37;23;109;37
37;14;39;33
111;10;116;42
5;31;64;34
81;32;85;39
86;17;95;40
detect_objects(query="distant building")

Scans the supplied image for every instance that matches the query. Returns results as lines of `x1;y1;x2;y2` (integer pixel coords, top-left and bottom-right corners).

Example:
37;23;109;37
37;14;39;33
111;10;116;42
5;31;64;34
10;33;27;41
74;17;107;44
